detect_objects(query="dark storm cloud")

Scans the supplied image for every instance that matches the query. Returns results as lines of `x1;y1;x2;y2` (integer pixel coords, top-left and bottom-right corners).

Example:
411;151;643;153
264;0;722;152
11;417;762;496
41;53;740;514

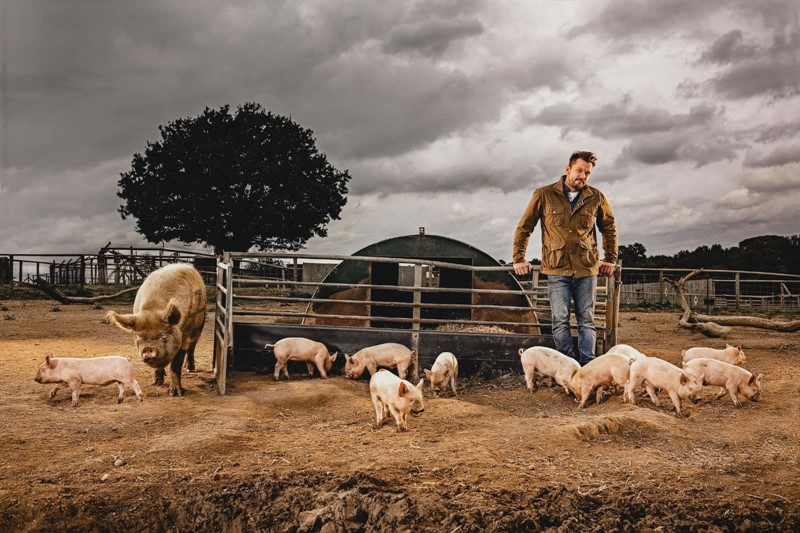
381;18;484;57
573;1;799;101
753;122;800;144
743;145;800;168
3;0;799;257
616;132;738;167
710;50;800;100
703;22;799;100
698;30;758;65
526;100;719;139
570;1;718;41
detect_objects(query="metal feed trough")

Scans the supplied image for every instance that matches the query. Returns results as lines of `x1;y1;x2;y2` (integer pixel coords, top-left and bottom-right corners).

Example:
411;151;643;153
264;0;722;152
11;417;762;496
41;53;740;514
211;233;621;394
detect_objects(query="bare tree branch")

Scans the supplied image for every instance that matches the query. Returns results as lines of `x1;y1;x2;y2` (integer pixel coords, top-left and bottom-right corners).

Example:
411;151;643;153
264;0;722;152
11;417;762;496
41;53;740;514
664;269;732;338
663;268;799;335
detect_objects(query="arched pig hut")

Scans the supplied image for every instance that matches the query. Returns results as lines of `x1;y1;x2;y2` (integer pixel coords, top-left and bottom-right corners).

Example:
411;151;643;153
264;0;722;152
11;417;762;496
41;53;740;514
213;230;620;394
304;231;538;333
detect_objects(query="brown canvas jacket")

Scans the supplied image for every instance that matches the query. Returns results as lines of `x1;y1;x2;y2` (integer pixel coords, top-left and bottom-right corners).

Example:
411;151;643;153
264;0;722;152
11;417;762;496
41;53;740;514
513;178;618;278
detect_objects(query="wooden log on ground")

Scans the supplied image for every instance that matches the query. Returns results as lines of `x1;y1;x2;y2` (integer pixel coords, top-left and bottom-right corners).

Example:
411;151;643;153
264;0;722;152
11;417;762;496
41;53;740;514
15;278;139;304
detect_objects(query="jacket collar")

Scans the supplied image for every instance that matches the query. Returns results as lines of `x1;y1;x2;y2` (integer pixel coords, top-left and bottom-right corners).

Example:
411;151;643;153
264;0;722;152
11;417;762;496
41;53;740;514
553;177;595;211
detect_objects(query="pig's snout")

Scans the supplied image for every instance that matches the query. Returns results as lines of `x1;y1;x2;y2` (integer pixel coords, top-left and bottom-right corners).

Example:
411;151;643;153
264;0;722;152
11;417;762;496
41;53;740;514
412;407;425;416
141;346;159;362
33;375;41;383
690;395;702;404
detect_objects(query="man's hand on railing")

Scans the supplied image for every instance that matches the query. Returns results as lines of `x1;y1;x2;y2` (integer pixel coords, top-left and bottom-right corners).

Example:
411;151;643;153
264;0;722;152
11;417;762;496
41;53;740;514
599;261;615;277
513;262;532;276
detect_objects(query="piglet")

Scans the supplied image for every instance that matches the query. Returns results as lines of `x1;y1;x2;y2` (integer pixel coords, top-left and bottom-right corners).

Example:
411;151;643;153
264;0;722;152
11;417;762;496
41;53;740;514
605;343;648;361
570;353;633;408
518;346;579;396
344;343;416;380
683;357;763;407
33;353;143;407
424;351;459;396
265;338;338;380
369;370;425;431
624;357;703;417
682;344;746;366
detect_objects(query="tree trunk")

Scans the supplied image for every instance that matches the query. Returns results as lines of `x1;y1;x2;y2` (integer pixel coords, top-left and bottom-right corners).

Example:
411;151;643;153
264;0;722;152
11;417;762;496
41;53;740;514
665;269;731;338
691;314;800;332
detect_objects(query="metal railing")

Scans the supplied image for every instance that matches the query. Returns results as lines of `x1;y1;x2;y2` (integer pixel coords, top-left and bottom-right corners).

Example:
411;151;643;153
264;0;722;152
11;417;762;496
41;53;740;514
212;252;622;394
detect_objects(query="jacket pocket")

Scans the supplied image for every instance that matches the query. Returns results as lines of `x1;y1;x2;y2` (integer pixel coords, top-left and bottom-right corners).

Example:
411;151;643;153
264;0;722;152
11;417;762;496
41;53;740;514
545;208;565;227
577;239;599;268
543;242;569;269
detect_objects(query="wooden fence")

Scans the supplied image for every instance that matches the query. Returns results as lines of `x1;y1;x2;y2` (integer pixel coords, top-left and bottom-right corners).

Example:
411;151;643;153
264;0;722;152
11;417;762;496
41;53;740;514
620;267;800;311
0;246;291;288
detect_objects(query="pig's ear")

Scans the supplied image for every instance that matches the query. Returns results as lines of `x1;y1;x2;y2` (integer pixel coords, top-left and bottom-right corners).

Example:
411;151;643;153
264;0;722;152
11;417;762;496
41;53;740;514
398;382;408;396
163;299;182;326
344;354;351;362
106;311;137;332
424;369;432;380
330;352;338;362
45;353;55;368
416;379;424;390
679;373;688;385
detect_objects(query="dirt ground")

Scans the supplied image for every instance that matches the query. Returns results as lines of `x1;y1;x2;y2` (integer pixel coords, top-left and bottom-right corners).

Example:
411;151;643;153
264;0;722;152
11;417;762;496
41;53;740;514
1;299;798;532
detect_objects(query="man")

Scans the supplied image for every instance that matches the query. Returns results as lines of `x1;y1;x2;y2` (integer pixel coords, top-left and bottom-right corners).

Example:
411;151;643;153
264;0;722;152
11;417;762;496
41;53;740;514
512;151;617;365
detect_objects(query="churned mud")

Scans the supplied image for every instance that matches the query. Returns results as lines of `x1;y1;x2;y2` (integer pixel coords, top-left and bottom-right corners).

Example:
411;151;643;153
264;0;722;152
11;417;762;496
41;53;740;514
1;300;798;531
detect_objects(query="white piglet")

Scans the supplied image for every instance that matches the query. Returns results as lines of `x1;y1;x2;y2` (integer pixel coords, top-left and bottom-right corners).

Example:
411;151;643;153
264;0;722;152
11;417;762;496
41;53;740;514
605;344;648;361
345;343;416;380
682;344;746;366
683;358;763;407
369;370;425;431
33;354;143;407
570;353;633;408
518;346;579;395
424;352;459;396
624;357;703;417
265;338;338;380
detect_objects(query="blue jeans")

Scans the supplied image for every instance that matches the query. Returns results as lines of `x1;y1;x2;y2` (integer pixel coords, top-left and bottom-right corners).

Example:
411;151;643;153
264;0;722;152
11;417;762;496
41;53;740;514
548;275;597;365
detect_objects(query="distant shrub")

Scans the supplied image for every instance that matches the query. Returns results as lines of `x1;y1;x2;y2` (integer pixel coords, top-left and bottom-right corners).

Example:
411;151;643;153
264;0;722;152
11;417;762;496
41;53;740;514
50;306;61;313
3;313;16;321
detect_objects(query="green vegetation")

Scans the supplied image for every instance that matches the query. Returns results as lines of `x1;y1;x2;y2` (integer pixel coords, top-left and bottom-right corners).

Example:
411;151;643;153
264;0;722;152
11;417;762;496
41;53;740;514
117;102;350;254
619;235;800;274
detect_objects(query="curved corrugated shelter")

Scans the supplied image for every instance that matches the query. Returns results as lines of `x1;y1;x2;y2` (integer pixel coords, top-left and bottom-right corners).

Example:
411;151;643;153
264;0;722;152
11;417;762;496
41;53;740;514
304;232;537;332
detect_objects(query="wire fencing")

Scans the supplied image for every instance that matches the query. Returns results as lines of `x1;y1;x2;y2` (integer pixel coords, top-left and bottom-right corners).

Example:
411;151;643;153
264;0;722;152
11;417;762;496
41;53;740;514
620;267;800;312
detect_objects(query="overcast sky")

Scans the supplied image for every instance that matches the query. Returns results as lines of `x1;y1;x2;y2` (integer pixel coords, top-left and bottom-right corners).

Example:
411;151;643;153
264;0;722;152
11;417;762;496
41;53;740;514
2;0;799;262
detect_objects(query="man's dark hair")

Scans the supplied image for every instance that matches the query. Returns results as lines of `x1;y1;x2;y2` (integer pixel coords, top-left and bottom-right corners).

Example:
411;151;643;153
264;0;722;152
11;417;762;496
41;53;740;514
569;151;597;167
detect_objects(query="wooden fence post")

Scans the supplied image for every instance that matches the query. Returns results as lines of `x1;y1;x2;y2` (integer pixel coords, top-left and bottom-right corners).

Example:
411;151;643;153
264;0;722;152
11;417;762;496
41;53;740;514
735;272;740;311
411;264;422;382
